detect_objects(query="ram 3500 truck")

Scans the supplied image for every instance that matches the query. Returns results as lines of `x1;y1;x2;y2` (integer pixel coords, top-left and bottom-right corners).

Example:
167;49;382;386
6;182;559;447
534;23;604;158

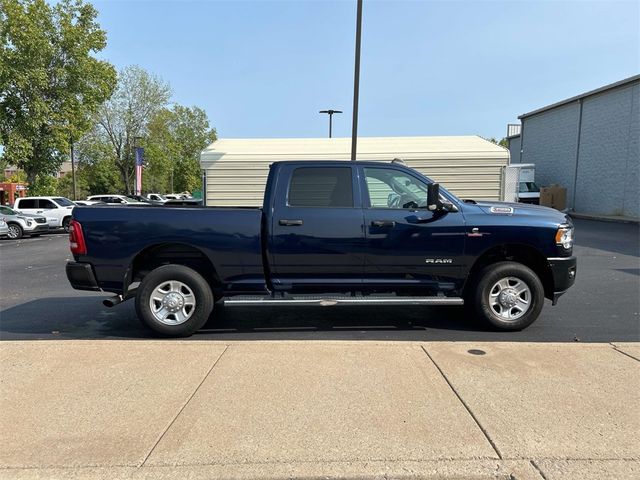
66;161;577;337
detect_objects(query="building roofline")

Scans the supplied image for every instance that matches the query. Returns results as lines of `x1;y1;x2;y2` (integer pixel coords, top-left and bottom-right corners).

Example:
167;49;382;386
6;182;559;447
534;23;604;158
518;74;640;120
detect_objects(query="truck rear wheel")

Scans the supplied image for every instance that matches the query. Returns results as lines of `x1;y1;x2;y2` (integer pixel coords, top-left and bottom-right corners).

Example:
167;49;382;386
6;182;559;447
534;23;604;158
473;261;544;331
135;264;214;337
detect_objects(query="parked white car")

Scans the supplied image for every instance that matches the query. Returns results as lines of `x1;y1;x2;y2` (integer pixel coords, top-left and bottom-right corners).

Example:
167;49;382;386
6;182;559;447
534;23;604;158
86;195;146;205
74;200;105;206
0;205;50;239
146;193;168;203
13;196;75;231
0;219;8;238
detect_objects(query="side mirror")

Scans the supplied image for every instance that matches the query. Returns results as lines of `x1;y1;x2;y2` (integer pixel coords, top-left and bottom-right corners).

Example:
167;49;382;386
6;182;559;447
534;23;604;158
427;183;442;211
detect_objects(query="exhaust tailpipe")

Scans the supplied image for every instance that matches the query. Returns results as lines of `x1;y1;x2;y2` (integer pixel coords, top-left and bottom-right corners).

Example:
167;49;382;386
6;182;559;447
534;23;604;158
103;295;124;308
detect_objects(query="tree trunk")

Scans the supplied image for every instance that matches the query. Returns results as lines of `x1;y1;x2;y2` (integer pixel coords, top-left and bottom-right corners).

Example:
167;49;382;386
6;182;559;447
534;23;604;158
116;162;130;194
25;167;37;187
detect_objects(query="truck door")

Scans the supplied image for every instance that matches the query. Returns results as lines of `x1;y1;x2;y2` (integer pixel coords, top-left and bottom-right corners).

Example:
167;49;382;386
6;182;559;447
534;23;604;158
358;165;466;293
268;164;365;291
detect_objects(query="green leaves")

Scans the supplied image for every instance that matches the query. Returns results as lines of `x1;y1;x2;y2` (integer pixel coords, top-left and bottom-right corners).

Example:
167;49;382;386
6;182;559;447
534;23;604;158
94;65;171;193
1;2;216;197
145;105;217;193
0;0;116;183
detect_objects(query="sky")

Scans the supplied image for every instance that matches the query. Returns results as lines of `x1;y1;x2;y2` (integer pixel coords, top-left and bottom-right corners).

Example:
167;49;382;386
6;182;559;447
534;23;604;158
93;0;640;140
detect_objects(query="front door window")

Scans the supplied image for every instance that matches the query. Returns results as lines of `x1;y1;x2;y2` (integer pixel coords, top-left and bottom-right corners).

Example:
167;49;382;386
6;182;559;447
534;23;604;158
364;168;428;210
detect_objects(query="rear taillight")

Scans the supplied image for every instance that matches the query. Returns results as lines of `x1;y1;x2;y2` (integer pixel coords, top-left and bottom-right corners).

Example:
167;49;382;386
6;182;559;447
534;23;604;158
69;219;87;255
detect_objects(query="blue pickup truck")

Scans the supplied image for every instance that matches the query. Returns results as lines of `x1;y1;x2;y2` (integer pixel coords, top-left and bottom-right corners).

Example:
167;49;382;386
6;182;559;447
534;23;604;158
66;160;576;337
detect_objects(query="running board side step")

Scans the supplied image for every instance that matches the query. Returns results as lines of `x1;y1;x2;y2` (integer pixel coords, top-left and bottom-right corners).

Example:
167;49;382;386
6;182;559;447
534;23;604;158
223;296;464;307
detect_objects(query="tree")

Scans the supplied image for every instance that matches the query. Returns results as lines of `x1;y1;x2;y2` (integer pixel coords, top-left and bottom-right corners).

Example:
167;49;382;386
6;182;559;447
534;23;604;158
171;105;217;192
143;109;175;193
72;128;122;194
58;170;89;198
145;105;216;193
0;0;116;184
3;169;27;183
29;174;58;196
94;65;171;193
489;137;509;148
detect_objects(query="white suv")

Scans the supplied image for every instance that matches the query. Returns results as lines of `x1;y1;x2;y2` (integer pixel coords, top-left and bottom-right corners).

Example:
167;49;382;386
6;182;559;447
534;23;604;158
13;196;75;231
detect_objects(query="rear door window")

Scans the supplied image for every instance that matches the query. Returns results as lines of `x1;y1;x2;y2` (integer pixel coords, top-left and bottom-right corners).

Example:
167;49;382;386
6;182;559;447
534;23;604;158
38;199;56;209
53;197;74;206
288;167;353;208
17;199;37;209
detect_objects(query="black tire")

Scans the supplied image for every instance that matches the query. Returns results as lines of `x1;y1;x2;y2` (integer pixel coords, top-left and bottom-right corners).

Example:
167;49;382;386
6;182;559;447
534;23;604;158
135;264;214;337
7;223;23;240
62;217;71;233
472;261;544;331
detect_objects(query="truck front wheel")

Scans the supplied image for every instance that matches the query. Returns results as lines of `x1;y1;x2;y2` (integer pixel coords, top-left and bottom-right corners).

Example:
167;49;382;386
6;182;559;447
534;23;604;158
135;265;214;337
473;261;544;331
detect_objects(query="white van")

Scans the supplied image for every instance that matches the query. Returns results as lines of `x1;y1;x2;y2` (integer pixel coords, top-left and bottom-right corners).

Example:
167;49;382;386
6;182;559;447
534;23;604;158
13;196;76;231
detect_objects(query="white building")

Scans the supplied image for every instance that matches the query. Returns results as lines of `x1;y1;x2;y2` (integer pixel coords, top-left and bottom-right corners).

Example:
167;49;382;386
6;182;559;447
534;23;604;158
200;136;510;207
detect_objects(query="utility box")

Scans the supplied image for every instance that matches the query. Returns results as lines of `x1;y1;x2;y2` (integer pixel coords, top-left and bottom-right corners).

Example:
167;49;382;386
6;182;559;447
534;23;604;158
540;185;567;210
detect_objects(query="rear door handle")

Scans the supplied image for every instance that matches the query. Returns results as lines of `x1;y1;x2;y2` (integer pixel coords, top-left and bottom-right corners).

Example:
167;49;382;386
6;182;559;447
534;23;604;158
279;219;303;226
371;220;395;228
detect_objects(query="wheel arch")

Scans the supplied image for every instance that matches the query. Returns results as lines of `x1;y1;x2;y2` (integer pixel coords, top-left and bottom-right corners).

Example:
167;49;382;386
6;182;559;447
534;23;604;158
127;242;222;295
6;221;23;236
464;243;554;300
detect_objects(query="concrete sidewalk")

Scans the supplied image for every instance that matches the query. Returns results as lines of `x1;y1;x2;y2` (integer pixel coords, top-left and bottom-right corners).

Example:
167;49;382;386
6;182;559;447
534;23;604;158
1;340;638;479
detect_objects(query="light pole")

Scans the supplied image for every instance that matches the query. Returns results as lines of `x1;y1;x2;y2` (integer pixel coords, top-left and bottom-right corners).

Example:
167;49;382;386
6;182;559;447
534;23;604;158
319;109;342;138
351;0;363;161
69;136;77;200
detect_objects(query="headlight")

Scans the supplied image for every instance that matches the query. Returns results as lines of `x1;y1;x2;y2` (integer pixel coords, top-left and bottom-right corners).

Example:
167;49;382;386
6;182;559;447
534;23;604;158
555;225;574;250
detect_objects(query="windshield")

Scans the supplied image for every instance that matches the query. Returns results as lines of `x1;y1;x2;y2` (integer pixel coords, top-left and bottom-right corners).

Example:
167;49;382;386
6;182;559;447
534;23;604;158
519;182;540;193
0;206;17;215
53;197;75;206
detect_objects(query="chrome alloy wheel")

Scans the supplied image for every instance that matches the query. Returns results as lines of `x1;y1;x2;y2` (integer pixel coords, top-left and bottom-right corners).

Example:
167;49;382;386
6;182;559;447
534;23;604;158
488;276;531;321
7;224;21;239
149;280;196;325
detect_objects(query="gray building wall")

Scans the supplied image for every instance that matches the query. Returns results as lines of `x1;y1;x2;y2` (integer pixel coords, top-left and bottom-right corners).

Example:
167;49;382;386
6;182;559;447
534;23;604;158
518;79;640;218
507;135;521;163
575;82;639;217
521;102;581;206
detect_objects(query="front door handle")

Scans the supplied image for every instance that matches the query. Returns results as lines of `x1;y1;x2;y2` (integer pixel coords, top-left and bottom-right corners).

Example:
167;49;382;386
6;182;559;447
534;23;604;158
371;220;395;228
279;219;303;226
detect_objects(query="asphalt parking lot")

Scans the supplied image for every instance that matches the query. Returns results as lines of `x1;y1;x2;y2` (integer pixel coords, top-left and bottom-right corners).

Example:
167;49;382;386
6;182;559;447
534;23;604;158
0;218;638;342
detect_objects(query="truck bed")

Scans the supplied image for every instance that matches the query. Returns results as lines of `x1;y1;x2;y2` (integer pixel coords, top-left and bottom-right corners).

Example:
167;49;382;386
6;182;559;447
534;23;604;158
72;205;266;294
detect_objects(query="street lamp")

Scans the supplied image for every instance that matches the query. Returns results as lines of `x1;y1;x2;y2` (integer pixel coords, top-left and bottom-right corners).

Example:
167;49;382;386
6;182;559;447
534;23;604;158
351;0;363;161
319;109;342;138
